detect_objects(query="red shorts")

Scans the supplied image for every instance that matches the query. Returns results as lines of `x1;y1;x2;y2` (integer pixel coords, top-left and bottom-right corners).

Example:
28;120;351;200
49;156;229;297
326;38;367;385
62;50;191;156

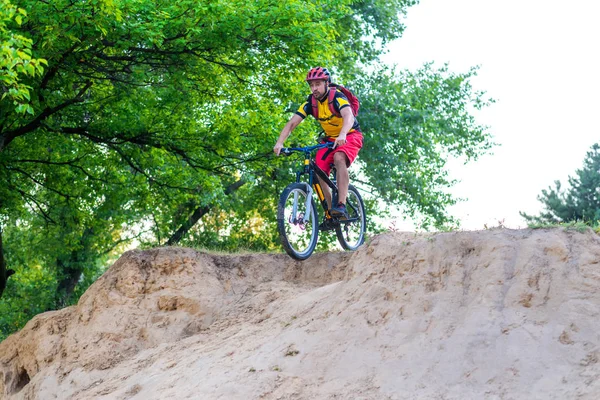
315;131;363;176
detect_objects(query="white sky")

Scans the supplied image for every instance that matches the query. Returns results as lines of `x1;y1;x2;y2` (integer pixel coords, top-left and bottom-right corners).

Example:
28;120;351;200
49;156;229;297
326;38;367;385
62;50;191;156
382;0;600;230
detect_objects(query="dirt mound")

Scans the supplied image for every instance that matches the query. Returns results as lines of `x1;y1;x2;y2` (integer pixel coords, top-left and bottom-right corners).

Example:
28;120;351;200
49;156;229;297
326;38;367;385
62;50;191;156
1;228;600;399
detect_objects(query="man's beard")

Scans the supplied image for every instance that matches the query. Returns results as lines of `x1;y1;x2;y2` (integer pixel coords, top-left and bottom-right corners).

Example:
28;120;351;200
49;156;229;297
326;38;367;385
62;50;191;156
316;89;328;102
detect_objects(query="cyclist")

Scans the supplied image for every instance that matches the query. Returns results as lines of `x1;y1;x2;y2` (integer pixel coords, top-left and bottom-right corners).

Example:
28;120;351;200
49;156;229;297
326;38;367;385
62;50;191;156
273;66;363;219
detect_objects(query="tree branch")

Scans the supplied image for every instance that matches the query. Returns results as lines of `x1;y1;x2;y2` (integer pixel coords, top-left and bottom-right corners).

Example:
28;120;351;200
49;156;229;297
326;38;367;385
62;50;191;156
12;155;119;185
16;188;57;224
166;179;246;246
0;81;93;152
8;166;74;199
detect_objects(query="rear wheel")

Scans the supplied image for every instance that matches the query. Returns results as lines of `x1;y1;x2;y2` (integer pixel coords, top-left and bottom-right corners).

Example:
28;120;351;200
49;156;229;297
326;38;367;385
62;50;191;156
277;183;319;260
335;184;366;251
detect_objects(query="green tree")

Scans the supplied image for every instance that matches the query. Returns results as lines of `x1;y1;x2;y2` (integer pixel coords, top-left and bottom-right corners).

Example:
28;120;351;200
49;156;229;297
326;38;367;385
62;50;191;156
520;143;600;225
0;0;497;340
355;64;494;228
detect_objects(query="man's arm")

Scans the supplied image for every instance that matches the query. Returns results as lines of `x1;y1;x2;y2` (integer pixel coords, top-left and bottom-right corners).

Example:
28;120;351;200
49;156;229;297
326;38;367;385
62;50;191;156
274;114;304;155
333;106;355;149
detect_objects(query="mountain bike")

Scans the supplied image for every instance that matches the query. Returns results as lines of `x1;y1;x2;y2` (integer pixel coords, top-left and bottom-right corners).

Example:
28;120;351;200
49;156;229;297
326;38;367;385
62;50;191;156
277;142;366;260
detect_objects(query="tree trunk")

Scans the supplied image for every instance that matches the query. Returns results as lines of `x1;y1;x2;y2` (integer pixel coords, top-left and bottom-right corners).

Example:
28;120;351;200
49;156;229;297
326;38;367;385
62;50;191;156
0;229;16;299
166;180;246;246
55;260;82;308
166;205;210;246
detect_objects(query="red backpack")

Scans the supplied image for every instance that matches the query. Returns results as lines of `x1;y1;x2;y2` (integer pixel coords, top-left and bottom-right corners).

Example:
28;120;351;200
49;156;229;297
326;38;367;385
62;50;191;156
310;83;360;119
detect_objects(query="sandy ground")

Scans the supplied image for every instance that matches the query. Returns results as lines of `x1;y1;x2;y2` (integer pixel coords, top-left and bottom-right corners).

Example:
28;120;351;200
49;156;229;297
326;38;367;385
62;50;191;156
1;228;600;399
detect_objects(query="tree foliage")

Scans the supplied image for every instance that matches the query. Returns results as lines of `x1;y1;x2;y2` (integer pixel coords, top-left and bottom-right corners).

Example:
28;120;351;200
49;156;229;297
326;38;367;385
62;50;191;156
0;0;47;114
356;63;494;228
0;0;495;340
521;143;600;225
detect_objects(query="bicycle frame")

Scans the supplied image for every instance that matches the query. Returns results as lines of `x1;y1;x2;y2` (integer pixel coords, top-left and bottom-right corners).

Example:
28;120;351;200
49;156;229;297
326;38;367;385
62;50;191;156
295;157;336;225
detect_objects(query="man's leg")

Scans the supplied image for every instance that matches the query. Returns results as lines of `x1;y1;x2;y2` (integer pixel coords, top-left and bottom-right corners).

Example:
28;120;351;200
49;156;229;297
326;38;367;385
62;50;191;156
329;152;350;218
317;176;333;209
333;152;349;205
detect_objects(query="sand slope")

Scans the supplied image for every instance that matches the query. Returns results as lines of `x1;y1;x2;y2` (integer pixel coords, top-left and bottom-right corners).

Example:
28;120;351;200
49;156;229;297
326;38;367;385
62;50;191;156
1;228;599;399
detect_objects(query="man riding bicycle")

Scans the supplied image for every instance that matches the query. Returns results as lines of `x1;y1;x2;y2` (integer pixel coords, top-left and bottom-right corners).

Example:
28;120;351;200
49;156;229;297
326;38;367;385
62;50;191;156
273;66;363;219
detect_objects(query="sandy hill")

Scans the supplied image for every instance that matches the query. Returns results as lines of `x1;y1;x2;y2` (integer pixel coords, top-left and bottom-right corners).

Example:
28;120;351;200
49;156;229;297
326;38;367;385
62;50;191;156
1;228;600;399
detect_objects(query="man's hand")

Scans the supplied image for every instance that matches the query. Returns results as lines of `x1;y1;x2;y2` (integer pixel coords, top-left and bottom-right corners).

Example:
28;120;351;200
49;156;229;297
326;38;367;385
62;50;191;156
333;133;347;149
273;142;284;156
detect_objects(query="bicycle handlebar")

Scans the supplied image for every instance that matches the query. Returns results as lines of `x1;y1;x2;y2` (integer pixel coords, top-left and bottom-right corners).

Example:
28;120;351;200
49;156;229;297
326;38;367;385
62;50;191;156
281;141;334;156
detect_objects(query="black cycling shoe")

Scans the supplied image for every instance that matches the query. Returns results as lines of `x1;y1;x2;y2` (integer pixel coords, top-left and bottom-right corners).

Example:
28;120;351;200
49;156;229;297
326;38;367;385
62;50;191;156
329;203;348;219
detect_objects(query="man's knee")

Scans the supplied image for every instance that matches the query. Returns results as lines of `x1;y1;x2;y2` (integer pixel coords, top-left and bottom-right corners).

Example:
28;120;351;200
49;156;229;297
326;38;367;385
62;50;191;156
333;152;348;167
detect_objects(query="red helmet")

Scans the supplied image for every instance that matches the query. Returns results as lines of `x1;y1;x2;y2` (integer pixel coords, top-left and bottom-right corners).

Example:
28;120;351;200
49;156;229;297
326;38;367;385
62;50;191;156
306;67;331;83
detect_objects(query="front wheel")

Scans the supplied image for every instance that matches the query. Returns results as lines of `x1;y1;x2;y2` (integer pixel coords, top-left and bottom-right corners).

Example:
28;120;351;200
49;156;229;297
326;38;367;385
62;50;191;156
336;184;366;251
277;183;319;260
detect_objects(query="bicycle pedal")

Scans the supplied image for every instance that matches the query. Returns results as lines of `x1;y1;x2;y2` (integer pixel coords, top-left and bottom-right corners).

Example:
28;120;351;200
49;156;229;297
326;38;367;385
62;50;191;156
318;219;336;232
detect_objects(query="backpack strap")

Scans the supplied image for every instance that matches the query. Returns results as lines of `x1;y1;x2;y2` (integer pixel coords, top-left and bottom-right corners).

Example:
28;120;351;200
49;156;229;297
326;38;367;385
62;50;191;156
309;94;318;119
327;87;340;117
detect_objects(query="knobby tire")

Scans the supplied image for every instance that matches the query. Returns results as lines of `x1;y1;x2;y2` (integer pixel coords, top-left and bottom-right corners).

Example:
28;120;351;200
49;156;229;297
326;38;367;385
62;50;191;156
335;184;366;250
277;183;319;260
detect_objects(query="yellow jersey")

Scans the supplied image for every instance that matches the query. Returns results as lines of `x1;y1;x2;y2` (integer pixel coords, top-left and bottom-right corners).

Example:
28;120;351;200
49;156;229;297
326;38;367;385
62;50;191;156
295;89;361;138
